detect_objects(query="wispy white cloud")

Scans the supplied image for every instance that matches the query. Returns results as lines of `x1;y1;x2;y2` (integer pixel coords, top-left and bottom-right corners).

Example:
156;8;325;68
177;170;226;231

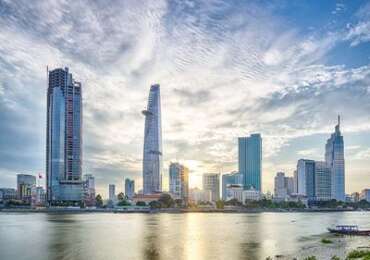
0;0;370;195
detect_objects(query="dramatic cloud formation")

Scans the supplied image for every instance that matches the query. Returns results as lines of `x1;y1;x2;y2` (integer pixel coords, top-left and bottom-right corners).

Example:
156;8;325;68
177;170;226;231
0;0;369;197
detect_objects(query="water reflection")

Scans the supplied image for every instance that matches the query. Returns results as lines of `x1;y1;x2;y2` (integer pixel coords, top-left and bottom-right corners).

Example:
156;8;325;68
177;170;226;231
1;212;370;260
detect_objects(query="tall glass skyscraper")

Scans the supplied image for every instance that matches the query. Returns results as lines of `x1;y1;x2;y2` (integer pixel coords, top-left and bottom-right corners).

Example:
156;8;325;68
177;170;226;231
325;116;345;201
142;84;163;194
238;134;262;191
46;67;83;204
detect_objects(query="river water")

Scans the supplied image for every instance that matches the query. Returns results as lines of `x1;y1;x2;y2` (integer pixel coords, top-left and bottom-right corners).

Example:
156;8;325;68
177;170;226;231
0;212;369;260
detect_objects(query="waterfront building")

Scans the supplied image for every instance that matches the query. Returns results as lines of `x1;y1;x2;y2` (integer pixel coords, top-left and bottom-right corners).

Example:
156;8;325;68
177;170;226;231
360;189;370;202
34;187;46;206
225;184;244;202
17;174;36;203
351;192;360;202
293;170;298;193
169;162;189;202
274;172;288;199
0;188;17;202
83;174;95;206
142;84;163;195
285;176;295;195
222;172;243;200
242;188;261;202
325;116;345;201
109;184;116;202
189;188;212;203
315;161;331;201
202;173;220;202
46;67;83;204
238;134;262;191
125;178;135;199
296;159;315;200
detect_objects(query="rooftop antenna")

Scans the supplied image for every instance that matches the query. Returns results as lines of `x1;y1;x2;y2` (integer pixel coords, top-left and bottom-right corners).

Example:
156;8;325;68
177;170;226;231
338;114;340;127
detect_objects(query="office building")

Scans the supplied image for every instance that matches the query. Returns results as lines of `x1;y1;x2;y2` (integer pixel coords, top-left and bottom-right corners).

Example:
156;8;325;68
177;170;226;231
83;174;95;206
125;178;135;199
202;173;220;202
296;159;315;200
225;184;244;202
46;67;83;204
242;188;261;201
274;172;288;199
222;172;243;200
169;162;189;202
0;188;17;202
17;174;36;203
315;161;331;201
34;186;46;206
189;188;212;203
109;184;116;201
238;134;262;191
325;116;345;201
360;189;370;202
285;176;295;195
142;84;163;194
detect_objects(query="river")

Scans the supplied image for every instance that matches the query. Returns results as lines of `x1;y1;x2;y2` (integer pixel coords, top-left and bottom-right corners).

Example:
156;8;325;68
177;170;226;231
0;212;369;260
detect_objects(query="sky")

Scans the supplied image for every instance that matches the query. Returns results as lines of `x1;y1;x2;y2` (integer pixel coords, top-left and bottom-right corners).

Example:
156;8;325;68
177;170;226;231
0;0;370;198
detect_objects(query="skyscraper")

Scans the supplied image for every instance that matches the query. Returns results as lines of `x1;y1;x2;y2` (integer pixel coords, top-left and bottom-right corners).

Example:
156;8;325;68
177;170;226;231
125;178;135;199
222;172;243;200
274;172;287;199
83;174;96;206
238;134;262;191
169;162;189;202
325;116;345;201
203;173;220;202
296;159;315;200
109;184;116;201
142;84;163;194
315;161;331;201
46;67;83;204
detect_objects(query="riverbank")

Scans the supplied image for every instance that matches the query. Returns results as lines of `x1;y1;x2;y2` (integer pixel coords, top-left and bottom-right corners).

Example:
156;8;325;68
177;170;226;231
0;207;367;214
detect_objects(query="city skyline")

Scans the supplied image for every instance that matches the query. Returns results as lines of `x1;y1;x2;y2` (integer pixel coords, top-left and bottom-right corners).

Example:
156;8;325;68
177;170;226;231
1;1;370;198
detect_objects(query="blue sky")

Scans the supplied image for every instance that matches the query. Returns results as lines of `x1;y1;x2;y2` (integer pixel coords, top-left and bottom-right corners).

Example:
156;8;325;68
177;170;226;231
0;0;370;197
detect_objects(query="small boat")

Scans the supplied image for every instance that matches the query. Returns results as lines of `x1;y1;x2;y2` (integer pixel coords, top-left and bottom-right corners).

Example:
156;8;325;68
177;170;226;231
328;225;370;236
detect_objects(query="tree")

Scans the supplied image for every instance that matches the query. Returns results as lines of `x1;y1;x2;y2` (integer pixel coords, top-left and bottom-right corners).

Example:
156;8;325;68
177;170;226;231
149;200;162;209
117;192;125;201
158;194;174;208
174;199;183;208
117;200;131;206
95;194;103;208
216;200;224;209
136;201;146;206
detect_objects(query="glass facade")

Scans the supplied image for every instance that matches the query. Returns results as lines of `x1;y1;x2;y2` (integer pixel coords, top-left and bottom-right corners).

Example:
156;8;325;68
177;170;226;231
222;172;243;200
325;116;345;201
169;162;189;202
315;161;331;201
125;179;135;199
46;67;82;204
238;134;262;191
142;84;163;194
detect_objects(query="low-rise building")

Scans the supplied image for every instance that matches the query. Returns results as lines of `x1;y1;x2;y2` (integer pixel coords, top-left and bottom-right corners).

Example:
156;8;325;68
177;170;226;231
189;188;212;203
351;192;360;203
225;184;244;202
243;188;261;202
0;188;17;202
17;174;36;203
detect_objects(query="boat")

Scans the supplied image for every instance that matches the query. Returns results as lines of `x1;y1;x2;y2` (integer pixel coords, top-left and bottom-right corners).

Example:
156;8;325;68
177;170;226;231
327;225;370;236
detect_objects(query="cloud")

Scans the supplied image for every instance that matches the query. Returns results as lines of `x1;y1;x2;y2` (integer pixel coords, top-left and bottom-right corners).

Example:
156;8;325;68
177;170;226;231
0;0;370;195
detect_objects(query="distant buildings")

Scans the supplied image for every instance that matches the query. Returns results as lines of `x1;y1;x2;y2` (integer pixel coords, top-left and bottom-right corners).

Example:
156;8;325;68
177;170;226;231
46;67;83;205
225;184;244;202
125;178;135;199
142;84;163;195
222;172;243;200
189;188;211;203
243;188;261;201
238;134;262;191
274;172;288;199
34;186;46;206
360;189;370;202
0;188;17;202
83;174;96;206
202;173;220;202
109;184;116;201
315;162;331;201
325;116;345;201
169;162;189;202
17;174;36;203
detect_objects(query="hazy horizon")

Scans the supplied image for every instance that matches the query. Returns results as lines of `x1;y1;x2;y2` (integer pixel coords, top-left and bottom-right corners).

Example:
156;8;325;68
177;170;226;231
1;0;370;198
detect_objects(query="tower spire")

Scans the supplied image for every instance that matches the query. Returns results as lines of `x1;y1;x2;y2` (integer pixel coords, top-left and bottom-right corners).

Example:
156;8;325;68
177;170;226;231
338;114;340;128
